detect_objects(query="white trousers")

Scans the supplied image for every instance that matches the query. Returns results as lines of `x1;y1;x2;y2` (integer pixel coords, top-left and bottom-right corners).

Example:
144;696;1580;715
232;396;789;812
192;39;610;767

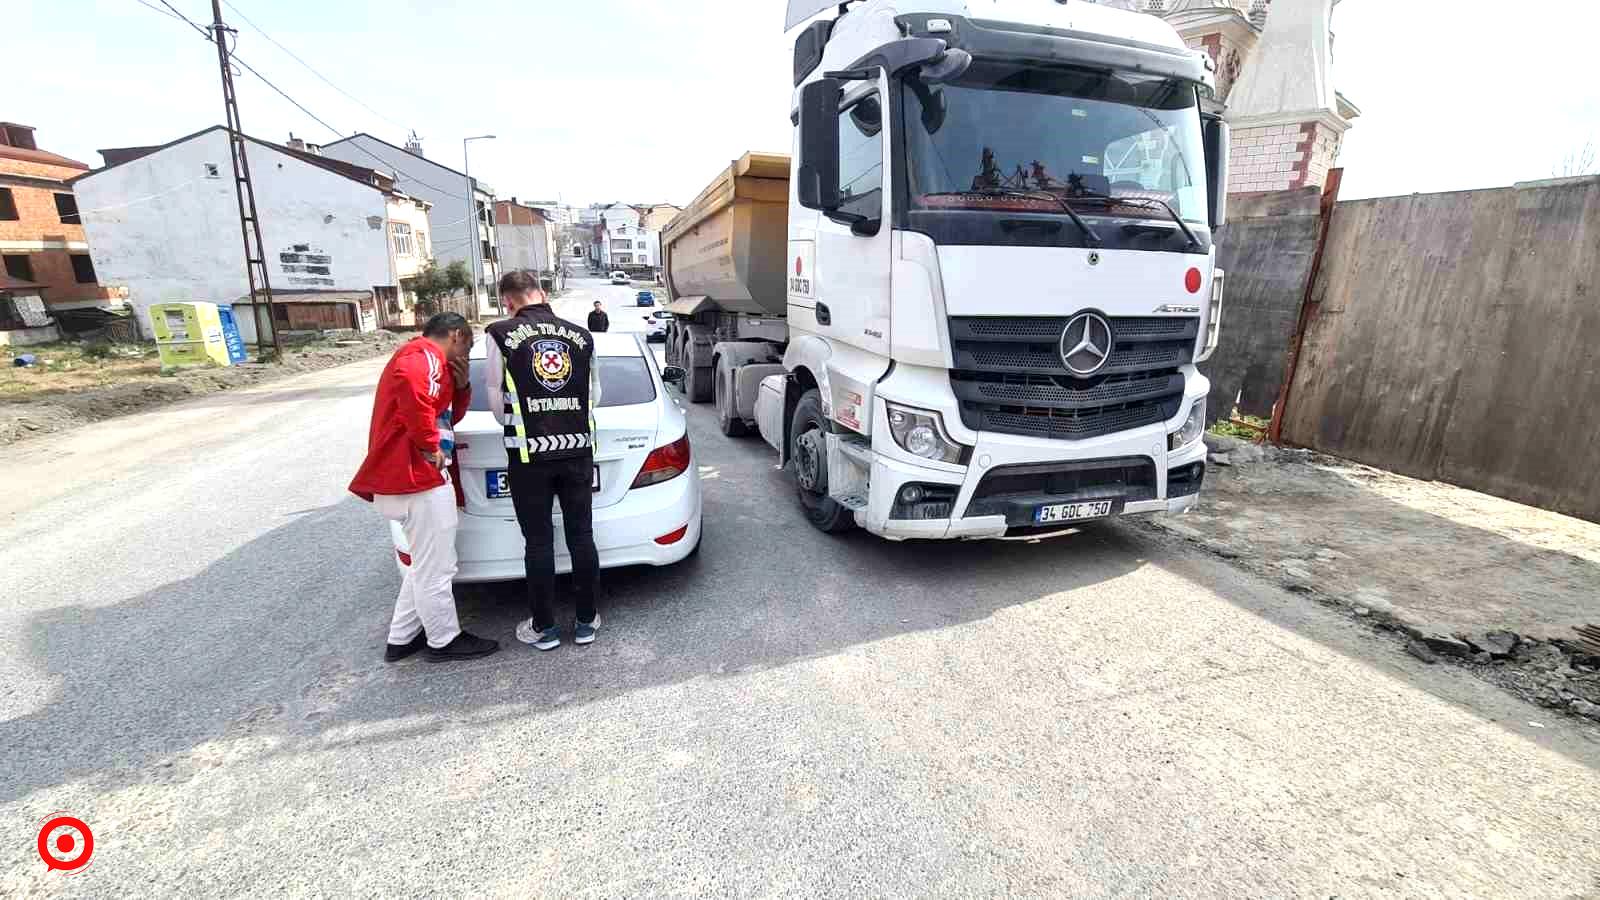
374;483;462;648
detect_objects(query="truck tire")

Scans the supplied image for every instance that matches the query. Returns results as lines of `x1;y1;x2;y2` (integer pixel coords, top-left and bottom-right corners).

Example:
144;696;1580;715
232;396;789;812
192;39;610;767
687;363;713;404
789;388;855;533
714;357;748;436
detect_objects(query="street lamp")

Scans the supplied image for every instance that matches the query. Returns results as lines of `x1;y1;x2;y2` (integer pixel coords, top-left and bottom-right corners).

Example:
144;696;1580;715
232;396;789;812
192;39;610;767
463;134;496;313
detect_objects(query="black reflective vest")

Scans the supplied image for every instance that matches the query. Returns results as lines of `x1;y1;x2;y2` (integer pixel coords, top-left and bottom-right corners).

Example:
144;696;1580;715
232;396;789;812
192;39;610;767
485;305;595;463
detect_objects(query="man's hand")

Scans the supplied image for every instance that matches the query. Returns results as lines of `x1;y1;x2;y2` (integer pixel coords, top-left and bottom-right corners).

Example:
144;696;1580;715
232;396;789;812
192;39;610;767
448;354;469;388
423;449;448;470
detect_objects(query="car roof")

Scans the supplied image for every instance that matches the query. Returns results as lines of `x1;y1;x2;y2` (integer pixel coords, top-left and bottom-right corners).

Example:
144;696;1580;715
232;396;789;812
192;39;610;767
471;329;643;360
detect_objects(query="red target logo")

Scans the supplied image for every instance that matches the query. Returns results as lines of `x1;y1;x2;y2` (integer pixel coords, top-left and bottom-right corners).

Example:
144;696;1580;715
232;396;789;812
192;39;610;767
36;813;93;873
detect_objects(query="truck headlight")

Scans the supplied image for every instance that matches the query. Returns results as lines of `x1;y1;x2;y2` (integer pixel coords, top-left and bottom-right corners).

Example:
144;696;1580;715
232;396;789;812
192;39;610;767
886;402;964;464
1168;398;1206;452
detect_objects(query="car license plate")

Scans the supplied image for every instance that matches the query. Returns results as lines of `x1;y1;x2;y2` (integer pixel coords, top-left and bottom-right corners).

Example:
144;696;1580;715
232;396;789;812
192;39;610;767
486;467;600;499
1034;499;1113;524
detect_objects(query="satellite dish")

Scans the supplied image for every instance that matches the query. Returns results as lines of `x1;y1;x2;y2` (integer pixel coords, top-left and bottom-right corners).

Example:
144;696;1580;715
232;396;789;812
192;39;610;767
785;0;838;31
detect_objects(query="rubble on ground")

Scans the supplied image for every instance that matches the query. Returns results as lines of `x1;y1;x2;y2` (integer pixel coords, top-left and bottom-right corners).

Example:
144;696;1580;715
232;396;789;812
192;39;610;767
0;330;402;447
1142;436;1600;726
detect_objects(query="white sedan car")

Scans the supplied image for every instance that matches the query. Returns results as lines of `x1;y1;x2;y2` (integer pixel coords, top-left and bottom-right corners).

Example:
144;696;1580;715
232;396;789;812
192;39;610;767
391;332;702;582
641;309;672;342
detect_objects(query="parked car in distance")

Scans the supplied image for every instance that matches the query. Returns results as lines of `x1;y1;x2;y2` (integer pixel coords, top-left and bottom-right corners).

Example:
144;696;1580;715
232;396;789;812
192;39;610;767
643;309;672;342
610;270;629;285
389;332;701;582
635;290;655;307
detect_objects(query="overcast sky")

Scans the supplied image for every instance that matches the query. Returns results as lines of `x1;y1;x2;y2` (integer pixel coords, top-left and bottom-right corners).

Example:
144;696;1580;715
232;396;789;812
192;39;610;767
12;1;1600;206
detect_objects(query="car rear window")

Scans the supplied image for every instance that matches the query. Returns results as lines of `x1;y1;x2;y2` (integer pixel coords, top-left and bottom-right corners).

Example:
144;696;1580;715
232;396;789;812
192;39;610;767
469;356;656;412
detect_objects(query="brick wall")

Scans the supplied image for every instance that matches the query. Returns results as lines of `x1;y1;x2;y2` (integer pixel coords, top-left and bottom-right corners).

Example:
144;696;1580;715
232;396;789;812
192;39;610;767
1227;122;1342;194
1;157;99;304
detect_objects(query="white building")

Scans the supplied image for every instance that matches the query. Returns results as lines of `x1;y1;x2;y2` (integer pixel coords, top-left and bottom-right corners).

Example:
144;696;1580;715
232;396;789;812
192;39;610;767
72;126;433;341
598;203;657;270
319;133;499;309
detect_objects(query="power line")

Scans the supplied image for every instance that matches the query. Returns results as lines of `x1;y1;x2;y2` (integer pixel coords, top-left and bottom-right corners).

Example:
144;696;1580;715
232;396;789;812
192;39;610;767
220;0;412;134
136;0;461;197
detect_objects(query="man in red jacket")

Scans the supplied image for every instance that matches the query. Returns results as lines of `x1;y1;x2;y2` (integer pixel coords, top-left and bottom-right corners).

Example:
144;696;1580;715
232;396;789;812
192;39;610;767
350;312;500;663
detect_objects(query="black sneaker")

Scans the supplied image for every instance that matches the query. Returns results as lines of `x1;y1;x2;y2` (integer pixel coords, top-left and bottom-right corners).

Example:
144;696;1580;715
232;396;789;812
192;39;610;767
384;633;427;662
426;631;501;663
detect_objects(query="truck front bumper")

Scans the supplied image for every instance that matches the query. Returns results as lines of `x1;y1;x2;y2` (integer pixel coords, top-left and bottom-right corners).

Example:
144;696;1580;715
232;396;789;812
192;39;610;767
859;422;1207;541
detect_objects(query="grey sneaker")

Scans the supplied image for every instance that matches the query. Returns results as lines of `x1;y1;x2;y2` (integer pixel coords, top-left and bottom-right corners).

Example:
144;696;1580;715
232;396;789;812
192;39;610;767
574;613;602;645
515;618;561;651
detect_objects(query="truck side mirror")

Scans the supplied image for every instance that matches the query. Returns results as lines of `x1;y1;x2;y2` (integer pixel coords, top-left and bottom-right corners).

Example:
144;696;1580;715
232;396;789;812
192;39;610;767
797;78;843;212
1202;115;1229;229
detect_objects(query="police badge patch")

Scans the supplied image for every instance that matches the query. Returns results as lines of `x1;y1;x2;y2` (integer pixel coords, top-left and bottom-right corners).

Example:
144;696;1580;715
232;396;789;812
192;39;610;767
533;339;572;392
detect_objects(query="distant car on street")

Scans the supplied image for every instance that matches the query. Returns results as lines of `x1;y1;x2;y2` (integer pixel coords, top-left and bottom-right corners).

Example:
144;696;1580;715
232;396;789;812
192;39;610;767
635;290;655;307
388;332;701;582
643;309;672;342
610;270;629;285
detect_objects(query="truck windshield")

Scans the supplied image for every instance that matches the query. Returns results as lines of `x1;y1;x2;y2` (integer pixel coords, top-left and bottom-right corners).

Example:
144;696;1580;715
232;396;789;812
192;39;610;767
903;61;1208;226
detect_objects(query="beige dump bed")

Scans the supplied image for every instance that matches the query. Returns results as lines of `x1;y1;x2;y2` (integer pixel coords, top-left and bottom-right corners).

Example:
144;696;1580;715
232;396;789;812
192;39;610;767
661;152;790;318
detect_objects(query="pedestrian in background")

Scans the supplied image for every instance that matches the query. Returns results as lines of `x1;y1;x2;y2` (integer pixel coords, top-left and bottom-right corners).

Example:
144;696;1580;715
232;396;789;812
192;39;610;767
350;312;500;663
484;271;603;650
587;300;610;333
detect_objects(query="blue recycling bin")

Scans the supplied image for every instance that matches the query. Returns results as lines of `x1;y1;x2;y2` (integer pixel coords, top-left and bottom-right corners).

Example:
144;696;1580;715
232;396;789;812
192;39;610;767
216;305;249;365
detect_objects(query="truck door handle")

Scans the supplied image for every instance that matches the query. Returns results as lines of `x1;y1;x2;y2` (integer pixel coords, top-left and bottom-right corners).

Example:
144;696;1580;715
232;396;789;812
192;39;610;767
815;302;831;325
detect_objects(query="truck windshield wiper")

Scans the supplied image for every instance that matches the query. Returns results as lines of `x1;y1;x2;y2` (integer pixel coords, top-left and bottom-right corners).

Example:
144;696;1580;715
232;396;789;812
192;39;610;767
925;189;1103;246
1066;191;1201;250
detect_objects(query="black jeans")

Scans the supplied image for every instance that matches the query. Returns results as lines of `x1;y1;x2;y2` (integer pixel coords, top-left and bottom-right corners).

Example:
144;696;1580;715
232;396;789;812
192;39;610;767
506;452;599;629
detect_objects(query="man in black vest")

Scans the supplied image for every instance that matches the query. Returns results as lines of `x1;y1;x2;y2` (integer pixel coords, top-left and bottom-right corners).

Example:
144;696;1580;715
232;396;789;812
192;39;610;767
587;300;609;332
484;271;602;650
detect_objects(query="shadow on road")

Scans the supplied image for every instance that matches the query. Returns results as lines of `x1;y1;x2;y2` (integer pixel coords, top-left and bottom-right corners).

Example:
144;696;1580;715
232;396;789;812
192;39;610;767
7;383;1597;810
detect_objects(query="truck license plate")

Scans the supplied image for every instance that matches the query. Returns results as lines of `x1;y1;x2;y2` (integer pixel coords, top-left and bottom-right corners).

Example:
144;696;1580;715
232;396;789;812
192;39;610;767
486;468;600;499
1034;500;1113;524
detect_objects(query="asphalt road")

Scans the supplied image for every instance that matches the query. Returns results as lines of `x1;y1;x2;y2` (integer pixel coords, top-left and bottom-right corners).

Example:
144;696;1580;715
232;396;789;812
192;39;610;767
3;275;1598;896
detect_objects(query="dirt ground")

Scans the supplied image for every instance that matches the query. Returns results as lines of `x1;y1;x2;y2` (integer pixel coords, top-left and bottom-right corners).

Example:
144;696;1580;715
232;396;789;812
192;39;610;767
0;332;402;446
1143;435;1600;722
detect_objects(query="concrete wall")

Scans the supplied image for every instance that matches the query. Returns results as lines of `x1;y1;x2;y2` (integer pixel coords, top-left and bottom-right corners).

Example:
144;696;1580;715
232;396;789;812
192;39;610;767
1198;186;1323;424
1280;176;1600;522
75;130;393;335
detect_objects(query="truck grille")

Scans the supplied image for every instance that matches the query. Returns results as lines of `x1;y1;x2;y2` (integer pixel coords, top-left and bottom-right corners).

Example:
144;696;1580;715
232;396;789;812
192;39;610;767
948;315;1196;441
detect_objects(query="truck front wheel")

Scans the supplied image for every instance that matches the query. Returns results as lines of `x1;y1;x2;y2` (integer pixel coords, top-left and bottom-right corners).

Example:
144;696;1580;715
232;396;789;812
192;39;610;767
789;388;855;533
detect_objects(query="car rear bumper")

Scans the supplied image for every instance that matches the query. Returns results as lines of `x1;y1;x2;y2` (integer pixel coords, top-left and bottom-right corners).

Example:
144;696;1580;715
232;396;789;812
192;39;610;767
390;470;702;583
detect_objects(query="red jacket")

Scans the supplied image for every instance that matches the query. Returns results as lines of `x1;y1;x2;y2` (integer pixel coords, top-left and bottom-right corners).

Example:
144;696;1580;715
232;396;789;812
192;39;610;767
349;337;470;501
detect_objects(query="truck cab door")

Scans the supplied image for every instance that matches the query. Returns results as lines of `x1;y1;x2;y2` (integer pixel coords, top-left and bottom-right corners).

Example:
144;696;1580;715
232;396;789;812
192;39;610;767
803;75;893;433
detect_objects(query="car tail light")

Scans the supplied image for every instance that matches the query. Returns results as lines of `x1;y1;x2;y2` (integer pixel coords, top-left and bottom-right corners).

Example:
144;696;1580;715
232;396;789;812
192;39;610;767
396;549;412;566
654;524;689;545
631;434;691;489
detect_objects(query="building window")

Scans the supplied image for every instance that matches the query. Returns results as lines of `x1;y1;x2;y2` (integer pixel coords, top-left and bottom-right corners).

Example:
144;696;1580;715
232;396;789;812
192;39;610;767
391;221;414;256
3;254;35;282
481;239;492;262
204;163;221;178
416;229;428;257
54;193;81;224
70;253;97;284
0;188;17;221
613;254;632;265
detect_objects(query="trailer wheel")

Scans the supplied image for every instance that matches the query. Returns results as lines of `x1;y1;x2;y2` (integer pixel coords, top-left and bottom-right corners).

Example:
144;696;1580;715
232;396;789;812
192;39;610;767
714;358;748;436
687;364;713;404
789;388;855;533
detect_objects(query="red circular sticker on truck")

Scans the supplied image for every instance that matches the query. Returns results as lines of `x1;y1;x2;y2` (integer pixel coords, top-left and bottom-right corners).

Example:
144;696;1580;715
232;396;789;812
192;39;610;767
795;256;803;276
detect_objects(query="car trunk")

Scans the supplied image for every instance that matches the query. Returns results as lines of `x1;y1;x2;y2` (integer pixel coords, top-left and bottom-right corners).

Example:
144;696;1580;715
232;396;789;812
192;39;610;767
458;404;658;518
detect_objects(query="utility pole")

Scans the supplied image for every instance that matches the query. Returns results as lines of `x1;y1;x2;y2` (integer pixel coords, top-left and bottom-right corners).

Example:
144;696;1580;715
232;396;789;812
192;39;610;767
210;0;281;360
463;134;496;315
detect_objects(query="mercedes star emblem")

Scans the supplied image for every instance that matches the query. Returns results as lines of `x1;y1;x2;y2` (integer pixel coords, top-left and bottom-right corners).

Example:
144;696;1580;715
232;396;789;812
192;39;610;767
1059;312;1114;377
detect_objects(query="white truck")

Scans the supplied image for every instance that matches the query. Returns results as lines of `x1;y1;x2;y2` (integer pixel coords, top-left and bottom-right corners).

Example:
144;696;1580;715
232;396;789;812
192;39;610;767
662;0;1228;539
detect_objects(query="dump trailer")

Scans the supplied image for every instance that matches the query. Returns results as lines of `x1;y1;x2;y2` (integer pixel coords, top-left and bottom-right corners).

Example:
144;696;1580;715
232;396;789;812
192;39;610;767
663;0;1230;541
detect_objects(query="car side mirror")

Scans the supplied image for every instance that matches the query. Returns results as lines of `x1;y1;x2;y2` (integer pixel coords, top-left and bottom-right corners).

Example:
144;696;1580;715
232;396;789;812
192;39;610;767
661;365;687;383
797;78;842;212
1202;114;1229;229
